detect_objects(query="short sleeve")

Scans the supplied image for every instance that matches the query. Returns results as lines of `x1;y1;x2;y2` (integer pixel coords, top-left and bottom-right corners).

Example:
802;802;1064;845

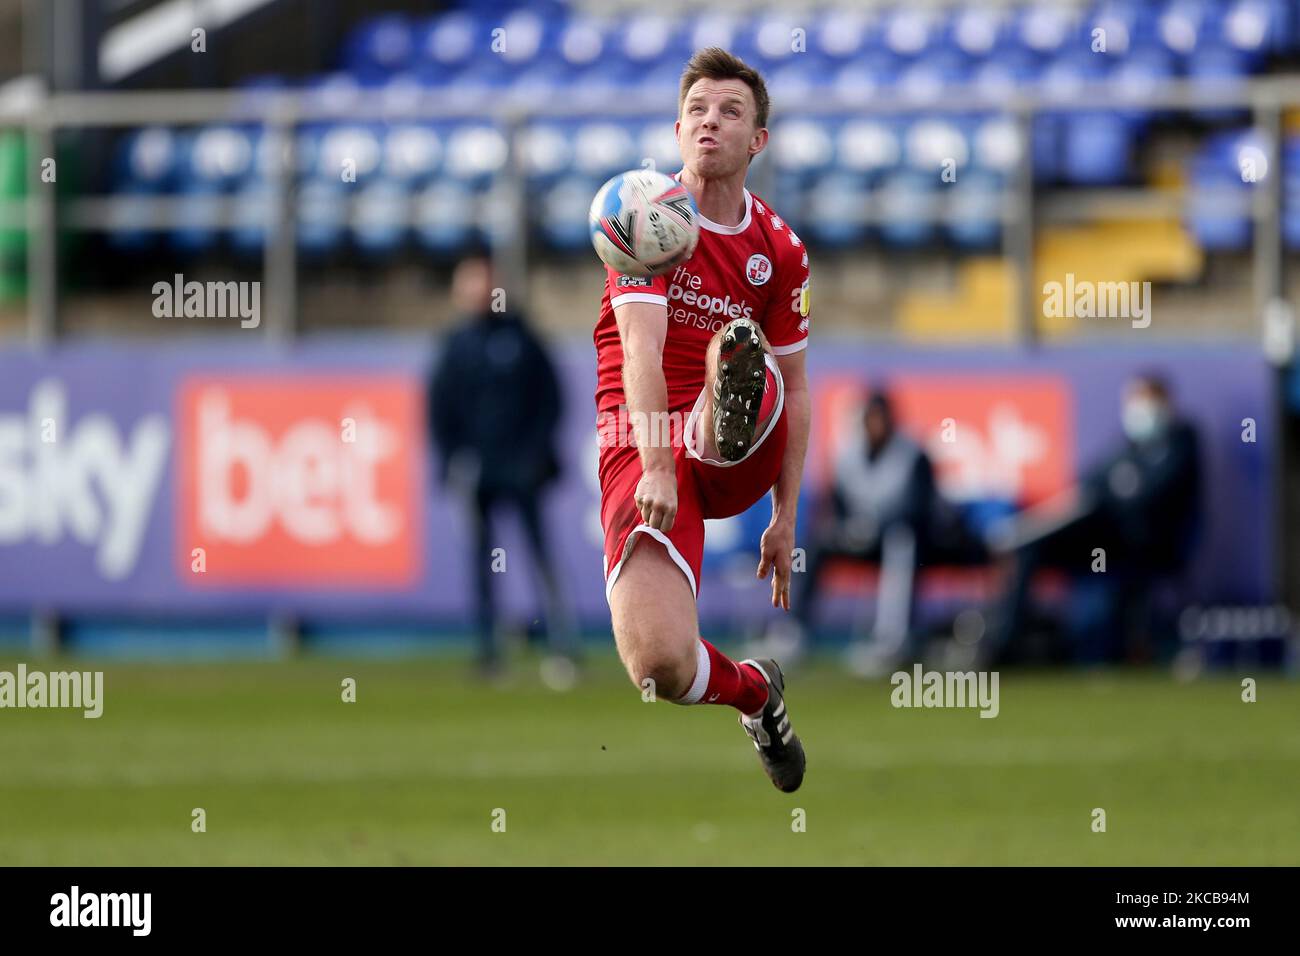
761;243;810;355
606;265;669;310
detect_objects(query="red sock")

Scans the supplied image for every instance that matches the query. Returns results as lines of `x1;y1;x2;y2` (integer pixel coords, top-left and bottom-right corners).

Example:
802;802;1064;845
679;638;769;715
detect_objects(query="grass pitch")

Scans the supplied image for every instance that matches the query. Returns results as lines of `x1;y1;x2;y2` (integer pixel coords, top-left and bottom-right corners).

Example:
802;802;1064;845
1;654;1297;865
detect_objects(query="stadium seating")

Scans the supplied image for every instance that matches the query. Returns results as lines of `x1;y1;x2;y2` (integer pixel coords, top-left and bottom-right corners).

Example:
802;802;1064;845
99;0;1298;259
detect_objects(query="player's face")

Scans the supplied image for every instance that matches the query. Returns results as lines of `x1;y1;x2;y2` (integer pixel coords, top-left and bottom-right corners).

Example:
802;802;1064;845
676;79;766;179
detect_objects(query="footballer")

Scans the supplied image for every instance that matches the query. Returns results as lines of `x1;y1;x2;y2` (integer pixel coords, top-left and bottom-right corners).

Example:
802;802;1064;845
593;48;812;792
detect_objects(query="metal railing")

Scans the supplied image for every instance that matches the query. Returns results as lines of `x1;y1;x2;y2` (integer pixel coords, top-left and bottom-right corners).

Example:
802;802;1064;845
0;74;1295;348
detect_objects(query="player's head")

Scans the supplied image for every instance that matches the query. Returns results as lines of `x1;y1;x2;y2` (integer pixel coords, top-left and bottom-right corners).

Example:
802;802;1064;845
451;240;496;316
676;47;770;180
1121;371;1173;442
863;390;895;451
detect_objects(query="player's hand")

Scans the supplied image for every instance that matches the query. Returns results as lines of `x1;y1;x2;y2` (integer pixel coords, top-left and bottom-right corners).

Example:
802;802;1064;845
757;519;796;610
634;468;677;532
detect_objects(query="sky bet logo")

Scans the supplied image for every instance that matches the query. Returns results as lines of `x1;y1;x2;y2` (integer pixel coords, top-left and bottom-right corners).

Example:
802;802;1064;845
176;375;422;585
50;886;151;936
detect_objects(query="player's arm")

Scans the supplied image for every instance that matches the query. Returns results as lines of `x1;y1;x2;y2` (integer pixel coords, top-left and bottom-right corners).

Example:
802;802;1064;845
758;348;810;609
615;300;677;532
756;249;812;609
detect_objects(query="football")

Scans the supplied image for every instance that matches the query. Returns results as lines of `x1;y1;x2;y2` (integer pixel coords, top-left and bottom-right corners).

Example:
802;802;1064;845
588;169;699;277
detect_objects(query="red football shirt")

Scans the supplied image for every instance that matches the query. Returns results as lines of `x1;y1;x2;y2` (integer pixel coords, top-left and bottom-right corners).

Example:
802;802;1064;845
593;181;811;415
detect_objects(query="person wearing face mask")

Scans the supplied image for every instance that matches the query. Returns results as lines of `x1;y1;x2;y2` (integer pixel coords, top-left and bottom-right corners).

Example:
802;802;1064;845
984;373;1202;665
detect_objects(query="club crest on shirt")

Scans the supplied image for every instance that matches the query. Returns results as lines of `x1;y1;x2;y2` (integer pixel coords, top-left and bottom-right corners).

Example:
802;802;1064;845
745;253;772;286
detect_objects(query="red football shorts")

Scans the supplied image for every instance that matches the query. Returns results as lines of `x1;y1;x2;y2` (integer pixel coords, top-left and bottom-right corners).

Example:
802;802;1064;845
598;353;788;603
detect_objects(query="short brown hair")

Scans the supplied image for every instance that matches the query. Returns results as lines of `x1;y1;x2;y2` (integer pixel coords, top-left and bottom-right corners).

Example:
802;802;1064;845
678;47;770;131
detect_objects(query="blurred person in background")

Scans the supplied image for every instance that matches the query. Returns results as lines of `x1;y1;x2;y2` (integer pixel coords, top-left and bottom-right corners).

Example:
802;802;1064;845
428;247;579;686
768;390;944;674
985;372;1202;666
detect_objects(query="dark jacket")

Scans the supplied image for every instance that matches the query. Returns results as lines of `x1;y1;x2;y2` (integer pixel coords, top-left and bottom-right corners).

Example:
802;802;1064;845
428;310;562;495
1085;418;1202;572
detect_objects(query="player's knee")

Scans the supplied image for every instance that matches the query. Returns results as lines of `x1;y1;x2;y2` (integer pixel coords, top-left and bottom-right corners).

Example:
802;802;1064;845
631;649;695;701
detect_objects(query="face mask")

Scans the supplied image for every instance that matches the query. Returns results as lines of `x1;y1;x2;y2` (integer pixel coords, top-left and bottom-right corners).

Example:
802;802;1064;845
1121;398;1163;442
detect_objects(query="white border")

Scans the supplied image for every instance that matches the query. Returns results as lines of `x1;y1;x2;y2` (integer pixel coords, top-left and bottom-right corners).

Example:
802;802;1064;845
770;339;808;356
678;639;712;705
610;291;668;309
682;351;785;468
604;524;698;606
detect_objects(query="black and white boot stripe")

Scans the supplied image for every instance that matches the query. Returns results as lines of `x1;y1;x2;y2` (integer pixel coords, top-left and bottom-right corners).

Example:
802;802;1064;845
738;658;806;793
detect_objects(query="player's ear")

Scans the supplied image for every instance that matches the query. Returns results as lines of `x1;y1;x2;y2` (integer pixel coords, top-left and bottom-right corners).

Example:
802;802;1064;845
748;127;769;162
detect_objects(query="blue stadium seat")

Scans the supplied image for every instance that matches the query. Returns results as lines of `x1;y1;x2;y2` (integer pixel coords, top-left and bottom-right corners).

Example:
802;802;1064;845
382;124;441;185
896;51;970;105
1062;112;1133;185
806;172;871;247
639;120;681;176
617;14;687;71
1085;0;1163;58
1187;43;1253;122
1016;3;1083;57
813;6;878;60
1185;133;1259;251
304;72;364;117
831;55;902;107
949;5;1012;61
1284;138;1300;249
946;169;1004;249
969;50;1041;102
877;170;938;247
570;120;639;180
115;127;182;190
903;117;969;176
169;180;222;256
494;7;555;72
413;180;476;254
971;115;1024;175
353;180;410;257
106;182;159;253
688;11;743;57
343;15;415;76
555;15;608;72
536;175;597;251
441;123;509;189
187;125;255;189
881;6;947;60
296;178;348;257
771;117;837;180
230;182;271;257
1109;44;1177;126
767;56;830;100
315;124;383;184
1158;0;1223;59
415;11;484;75
519;121;574;187
837;119;904;179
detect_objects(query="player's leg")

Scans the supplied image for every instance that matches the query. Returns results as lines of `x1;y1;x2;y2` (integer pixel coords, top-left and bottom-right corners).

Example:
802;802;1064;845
515;491;579;663
608;535;769;712
698;317;779;462
470;484;500;676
